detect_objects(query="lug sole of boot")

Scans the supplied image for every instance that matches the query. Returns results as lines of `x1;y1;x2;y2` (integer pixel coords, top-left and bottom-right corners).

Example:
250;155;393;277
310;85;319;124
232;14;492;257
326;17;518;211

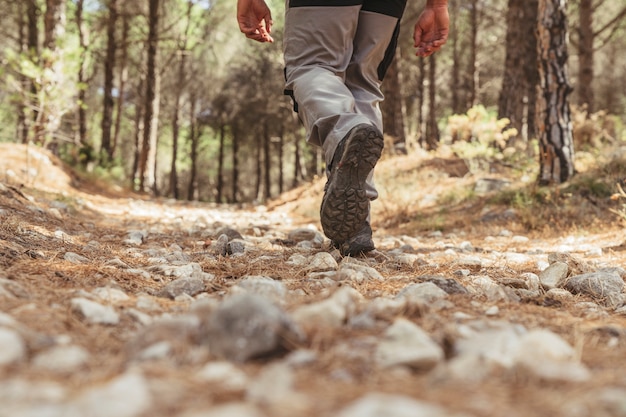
320;125;383;243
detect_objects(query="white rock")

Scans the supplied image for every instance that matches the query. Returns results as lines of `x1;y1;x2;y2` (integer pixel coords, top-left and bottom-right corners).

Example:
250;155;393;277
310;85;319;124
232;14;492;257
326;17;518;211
292;286;363;330
196;361;249;391
375;318;444;370
335;393;452;417
538;262;569;289
68;371;151;417
33;345;90;373
396;282;448;305
337;263;383;283
306;252;338;272
233;276;287;303
92;287;130;303
70;298;120;325
182;403;266;417
0;328;26;366
513;329;591;382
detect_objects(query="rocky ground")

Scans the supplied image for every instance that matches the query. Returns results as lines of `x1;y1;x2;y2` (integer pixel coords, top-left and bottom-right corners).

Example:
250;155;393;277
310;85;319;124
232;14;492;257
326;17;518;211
1;143;626;417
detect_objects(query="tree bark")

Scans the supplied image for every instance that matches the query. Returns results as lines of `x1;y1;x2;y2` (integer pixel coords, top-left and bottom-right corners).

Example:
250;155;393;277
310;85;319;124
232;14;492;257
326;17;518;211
170;1;193;199
577;0;594;112
232;126;240;203
217;123;226;203
113;10;130;158
425;55;439;150
139;0;161;194
536;0;575;185
381;50;407;149
187;92;199;201
75;0;89;147
466;0;479;109
101;0;117;161
263;120;271;200
498;0;539;141
450;0;463;115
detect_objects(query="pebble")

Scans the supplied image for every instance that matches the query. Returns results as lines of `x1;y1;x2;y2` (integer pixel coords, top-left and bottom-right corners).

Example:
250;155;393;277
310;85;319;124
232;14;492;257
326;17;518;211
0;328;26;366
335;393;454;417
564;271;625;308
232;276;287;304
67;371;152;417
32;345;90;373
198;293;302;362
396;282;449;306
70;298;120;325
538;261;569;289
306;252;338;272
63;252;90;264
375;318;444;370
157;276;206;299
196;361;249;391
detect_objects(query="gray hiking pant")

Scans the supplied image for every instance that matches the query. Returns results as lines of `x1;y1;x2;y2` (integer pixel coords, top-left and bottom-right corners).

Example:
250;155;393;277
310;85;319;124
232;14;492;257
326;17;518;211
283;0;406;200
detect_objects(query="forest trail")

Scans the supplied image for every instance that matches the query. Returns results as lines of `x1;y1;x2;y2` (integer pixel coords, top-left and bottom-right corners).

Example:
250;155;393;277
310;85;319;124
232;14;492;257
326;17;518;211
1;143;626;417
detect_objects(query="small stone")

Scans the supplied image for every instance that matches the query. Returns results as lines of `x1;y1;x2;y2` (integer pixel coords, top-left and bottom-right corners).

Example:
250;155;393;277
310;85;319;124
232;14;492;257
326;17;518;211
183;403;266;417
211;234;229;256
564;271;625;308
158;276;205;299
196;361;249;391
375;318;444;370
335;393;451;417
68;371;152;417
125;230;147;246
64;252;90;264
0;328;26;366
545;288;574;302
33;345;90;373
287;228;320;243
306;252;338;272
423;276;469;295
92;287;130;303
336;263;383;283
485;306;499;316
538;262;569;289
228;240;246;255
198;293;302;362
71;298;120;325
396;282;449;306
233;276;287;304
513;329;591;382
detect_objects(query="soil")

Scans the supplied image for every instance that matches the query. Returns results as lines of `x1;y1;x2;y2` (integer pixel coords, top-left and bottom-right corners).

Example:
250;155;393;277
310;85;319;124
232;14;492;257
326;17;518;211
1;142;626;417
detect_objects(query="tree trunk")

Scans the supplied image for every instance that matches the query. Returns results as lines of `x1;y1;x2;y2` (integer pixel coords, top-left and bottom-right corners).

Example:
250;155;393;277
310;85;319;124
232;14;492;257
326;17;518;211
40;0;66;148
232;126;240;203
498;0;539;142
450;0;463;115
101;0;117;162
525;3;539;142
263;120;271;200
577;0;594;112
16;1;29;144
381;50;407;150
75;0;89;147
216;123;225;203
293;133;302;188
139;0;161;194
417;57;425;149
187;93;198;201
466;0;479;109
278;125;284;195
113;10;130;158
425;55;439;150
170;1;193;199
536;0;575;185
26;0;39;144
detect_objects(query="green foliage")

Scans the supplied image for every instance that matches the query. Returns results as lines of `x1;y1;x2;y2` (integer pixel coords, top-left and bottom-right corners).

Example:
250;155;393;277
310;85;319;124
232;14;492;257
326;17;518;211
445;106;518;173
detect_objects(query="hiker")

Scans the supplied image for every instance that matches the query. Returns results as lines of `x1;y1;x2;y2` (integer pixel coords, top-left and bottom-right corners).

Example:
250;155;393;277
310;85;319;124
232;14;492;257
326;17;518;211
237;0;450;256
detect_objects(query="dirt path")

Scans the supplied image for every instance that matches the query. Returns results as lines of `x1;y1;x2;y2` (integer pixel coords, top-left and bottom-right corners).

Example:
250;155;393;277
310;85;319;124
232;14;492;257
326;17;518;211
2;144;626;417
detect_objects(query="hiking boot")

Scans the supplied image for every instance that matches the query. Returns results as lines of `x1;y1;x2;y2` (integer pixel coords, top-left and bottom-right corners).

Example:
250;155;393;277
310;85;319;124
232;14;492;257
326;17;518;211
320;124;384;244
333;222;375;257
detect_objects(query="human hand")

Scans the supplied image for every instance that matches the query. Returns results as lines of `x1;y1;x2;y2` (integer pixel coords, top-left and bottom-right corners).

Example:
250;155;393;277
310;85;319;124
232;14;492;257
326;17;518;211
237;0;274;43
414;4;449;57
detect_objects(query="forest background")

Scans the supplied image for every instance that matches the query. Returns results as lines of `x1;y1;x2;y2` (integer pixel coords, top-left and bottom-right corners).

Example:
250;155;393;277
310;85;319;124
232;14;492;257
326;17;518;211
1;0;625;205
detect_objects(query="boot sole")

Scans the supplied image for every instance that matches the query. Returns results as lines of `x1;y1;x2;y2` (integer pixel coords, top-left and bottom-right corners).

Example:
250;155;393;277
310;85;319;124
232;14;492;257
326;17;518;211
320;124;383;243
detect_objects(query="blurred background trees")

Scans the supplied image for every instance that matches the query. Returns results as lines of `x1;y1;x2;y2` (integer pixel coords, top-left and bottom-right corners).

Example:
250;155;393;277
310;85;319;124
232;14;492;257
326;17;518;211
0;0;625;200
